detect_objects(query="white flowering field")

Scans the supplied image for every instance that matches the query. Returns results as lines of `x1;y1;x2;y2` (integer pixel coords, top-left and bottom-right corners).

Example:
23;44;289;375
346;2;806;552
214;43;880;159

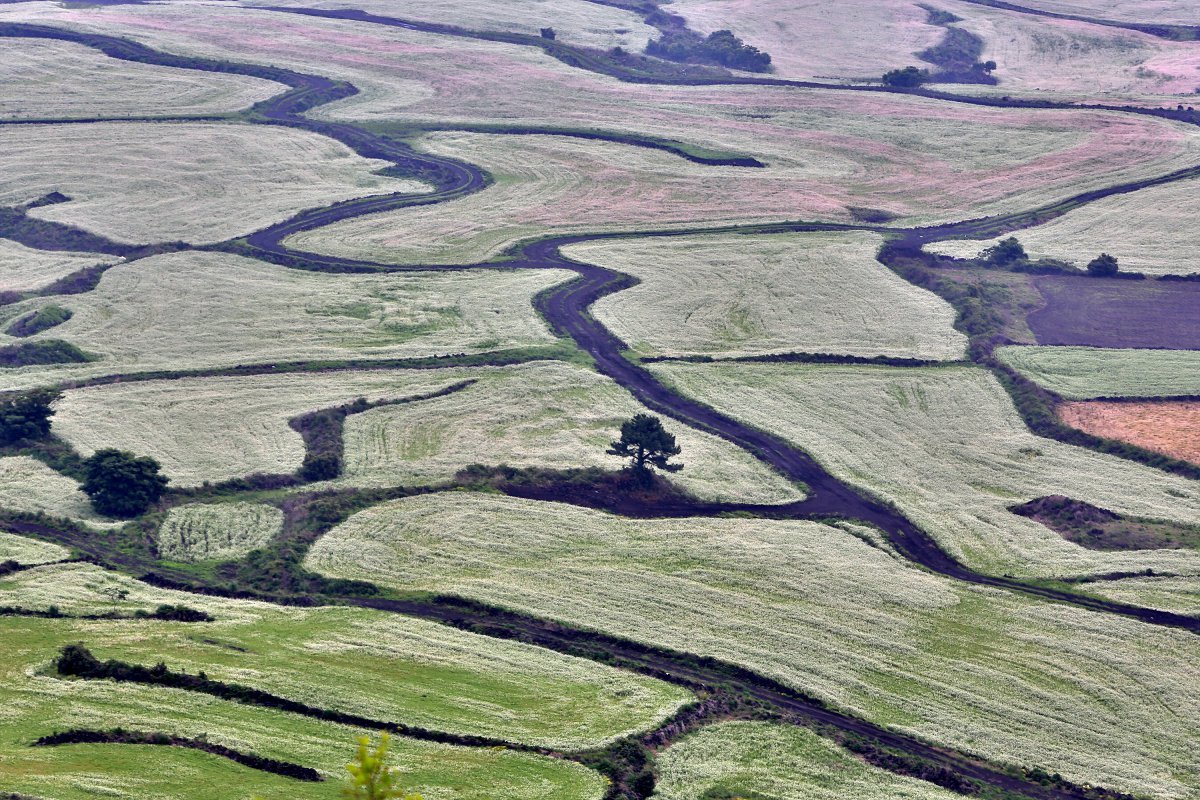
155;503;284;563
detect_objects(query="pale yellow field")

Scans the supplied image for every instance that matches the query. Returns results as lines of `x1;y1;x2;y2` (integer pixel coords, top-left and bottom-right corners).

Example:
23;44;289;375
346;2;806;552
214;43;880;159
0;121;428;245
307;492;1200;799
927;176;1200;275
997;346;1200;398
0;238;117;294
0;36;278;120
0;455;115;526
241;0;657;51
155;502;284;562
0;251;569;388
669;0;945;81
565;231;967;360
0;530;69;565
52;363;804;503
651;362;1200;578
938;0;1200;100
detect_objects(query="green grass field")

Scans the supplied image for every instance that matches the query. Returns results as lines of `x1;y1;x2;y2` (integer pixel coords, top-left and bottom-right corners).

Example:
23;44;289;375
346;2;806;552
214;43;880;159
306;492;1200;799
997;345;1200;398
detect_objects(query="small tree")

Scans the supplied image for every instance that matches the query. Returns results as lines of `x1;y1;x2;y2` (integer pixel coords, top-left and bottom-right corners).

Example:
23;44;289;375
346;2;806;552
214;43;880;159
0;387;61;445
81;448;169;518
982;236;1027;267
344;734;422;800
882;66;929;88
607;414;683;478
1087;252;1119;277
539;27;556;40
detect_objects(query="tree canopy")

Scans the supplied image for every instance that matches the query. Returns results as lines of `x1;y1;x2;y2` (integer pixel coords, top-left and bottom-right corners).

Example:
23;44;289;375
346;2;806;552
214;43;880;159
607;413;683;475
982;236;1027;267
1087;253;1119;277
0;388;61;446
81;448;169;518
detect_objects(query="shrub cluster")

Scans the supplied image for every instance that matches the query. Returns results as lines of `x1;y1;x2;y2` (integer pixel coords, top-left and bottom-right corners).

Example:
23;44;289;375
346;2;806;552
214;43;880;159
647;29;771;72
0;388;61;445
6;305;73;338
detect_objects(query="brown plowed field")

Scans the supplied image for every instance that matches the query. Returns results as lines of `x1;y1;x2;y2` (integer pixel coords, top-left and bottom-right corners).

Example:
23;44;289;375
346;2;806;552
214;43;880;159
1060;400;1200;465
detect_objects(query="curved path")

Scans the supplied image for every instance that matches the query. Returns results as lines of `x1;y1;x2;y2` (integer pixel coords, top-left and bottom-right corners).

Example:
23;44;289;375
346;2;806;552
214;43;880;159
1;17;1198;799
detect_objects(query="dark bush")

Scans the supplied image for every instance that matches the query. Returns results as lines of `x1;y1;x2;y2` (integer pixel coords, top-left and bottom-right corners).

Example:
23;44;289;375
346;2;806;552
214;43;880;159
0;339;92;367
1087;252;1120;277
647;29;771;72
0;387;61;445
6;305;72;337
539;27;555;39
982;236;1027;267
81;448;169;518
882;66;931;87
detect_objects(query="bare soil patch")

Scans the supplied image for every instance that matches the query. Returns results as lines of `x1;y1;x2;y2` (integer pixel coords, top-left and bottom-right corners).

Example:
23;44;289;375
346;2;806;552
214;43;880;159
1060;400;1200;466
1028;277;1200;349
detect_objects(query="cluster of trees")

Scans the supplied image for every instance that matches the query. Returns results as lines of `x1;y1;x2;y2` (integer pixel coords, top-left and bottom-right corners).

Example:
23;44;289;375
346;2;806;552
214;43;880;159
646;29;772;72
883;59;996;88
981;237;1121;276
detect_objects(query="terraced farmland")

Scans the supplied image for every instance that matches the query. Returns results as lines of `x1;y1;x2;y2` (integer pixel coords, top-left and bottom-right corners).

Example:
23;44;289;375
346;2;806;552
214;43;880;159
3;1;1200;799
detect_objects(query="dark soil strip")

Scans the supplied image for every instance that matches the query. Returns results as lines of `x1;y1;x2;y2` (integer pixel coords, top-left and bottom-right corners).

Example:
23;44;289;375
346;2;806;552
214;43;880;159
917;6;996;85
288;380;475;480
0;194;186;258
1011;495;1200;551
33;728;321;782
952;0;1200;41
53;645;549;754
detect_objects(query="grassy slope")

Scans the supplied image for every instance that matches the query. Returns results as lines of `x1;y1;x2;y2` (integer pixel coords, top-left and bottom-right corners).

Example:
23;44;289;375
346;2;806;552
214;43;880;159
306;492;1200;799
566;231;966;360
0;562;691;752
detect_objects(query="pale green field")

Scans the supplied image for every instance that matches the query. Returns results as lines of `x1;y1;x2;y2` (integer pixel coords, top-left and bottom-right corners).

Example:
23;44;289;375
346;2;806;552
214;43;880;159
654;721;961;800
650;362;1200;578
0;121;428;245
307;492;1200;799
337;360;804;504
52;362;803;504
0;561;691;753
0;529;69;565
0;251;569;389
241;0;657;51
564;231;966;360
155;503;284;562
1086;575;1200;616
0;456;115;527
0;238;117;294
997;346;1200;398
0;36;277;120
926;176;1200;275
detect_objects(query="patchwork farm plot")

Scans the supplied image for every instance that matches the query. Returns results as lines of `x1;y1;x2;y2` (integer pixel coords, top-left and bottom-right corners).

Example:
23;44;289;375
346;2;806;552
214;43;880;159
3;0;1200;799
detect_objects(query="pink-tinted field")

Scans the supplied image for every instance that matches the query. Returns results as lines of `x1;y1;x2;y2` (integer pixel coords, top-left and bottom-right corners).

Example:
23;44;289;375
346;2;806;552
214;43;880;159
14;2;1200;230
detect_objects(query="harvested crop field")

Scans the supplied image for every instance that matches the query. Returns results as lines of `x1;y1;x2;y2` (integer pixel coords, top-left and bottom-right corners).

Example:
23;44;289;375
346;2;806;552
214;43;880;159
308;492;1200;799
0;251;570;387
927;176;1200;276
652;361;1200;577
1016;0;1200;25
0;36;277;120
0;121;428;245
997;345;1200;398
1027;275;1200;349
0;237;117;294
0;455;115;526
565;231;967;360
654;721;961;800
1060;399;1200;465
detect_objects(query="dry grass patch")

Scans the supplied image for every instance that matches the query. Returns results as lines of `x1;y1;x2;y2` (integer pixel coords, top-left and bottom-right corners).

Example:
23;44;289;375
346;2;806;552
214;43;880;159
655;721;962;800
0;455;114;526
927;176;1200;275
0;36;277;120
1015;0;1200;25
0;121;428;245
339;360;804;504
155;502;284;562
997;346;1200;398
565;231;966;360
669;0;945;81
0;561;689;753
242;0;656;51
1060;399;1200;465
651;361;1200;578
0;237;117;294
0;251;568;389
308;492;1200;799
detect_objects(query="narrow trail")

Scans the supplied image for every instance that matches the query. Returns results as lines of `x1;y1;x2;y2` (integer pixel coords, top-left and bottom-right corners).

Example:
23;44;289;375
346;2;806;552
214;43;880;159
1;17;1198;799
